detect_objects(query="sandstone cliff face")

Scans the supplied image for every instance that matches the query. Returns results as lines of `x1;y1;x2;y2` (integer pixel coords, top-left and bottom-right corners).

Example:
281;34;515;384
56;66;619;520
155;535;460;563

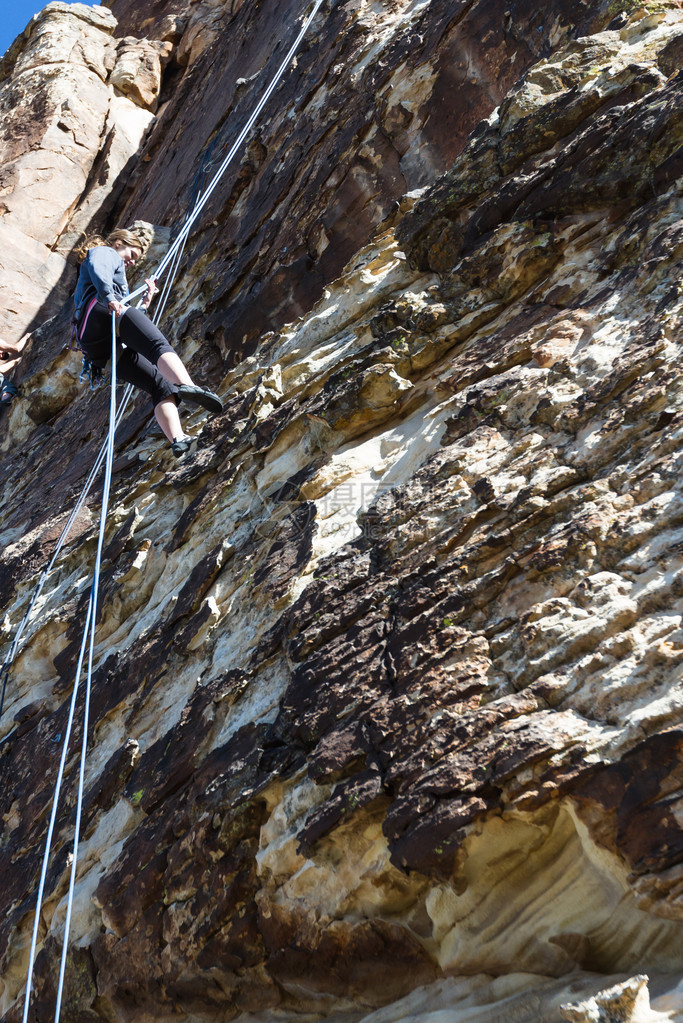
0;2;170;341
1;1;683;1022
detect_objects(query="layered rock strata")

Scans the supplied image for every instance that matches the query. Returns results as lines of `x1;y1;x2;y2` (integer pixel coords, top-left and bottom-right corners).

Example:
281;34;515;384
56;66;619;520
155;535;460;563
1;2;683;1023
106;0;615;361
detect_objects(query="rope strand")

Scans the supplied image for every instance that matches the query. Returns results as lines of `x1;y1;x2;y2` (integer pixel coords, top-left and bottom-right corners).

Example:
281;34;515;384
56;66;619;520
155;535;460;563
9;3;328;1016
22;314;119;1023
0;385;134;729
19;592;94;1023
54;313;118;1023
124;0;326;309
2;0;326;725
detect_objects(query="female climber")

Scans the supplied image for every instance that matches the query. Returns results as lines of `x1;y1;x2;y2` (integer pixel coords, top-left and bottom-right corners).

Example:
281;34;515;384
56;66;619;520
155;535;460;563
73;228;222;456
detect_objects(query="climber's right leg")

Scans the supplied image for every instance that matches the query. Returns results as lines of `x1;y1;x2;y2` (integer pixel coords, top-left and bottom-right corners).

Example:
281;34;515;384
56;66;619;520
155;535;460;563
118;307;222;413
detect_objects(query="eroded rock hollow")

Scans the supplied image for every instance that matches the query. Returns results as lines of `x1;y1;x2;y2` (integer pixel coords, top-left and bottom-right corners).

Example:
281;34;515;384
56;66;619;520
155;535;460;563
1;0;683;1021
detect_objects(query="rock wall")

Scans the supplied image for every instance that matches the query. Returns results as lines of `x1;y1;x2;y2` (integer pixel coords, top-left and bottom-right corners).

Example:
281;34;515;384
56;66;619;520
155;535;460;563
1;1;683;1022
0;2;170;341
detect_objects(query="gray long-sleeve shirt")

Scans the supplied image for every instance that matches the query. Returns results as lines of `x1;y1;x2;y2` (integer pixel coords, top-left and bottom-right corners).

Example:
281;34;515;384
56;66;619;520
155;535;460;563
74;246;129;319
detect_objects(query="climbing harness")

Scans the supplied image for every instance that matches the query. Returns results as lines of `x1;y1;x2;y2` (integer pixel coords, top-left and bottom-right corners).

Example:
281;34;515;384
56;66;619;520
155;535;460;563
8;2;327;1020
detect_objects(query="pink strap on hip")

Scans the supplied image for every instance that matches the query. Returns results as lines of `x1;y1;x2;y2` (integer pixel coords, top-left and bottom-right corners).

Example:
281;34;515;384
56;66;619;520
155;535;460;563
79;297;98;340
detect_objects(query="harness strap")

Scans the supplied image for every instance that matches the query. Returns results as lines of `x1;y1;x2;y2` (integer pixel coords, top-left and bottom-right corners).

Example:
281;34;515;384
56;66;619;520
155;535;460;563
69;297;98;353
78;297;98;342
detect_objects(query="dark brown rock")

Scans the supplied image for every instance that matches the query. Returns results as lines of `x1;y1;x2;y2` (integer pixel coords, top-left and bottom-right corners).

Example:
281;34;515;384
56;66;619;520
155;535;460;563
4;3;683;1021
105;0;617;363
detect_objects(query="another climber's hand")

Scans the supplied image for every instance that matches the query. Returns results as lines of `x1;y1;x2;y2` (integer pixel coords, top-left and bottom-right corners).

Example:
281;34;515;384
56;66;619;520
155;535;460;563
108;300;125;317
143;278;158;309
0;333;29;358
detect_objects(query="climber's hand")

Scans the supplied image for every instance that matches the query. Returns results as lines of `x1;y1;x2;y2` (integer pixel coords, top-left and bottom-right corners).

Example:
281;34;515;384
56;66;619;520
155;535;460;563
143;278;158;309
108;300;125;317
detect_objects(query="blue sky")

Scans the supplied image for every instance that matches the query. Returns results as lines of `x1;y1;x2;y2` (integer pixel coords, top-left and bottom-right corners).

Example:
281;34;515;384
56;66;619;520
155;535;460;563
1;1;101;59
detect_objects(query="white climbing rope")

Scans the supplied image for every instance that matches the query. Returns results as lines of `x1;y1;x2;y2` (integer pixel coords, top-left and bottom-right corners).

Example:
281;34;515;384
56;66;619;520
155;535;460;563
12;0;328;1014
0;283;186;733
0;0;327;727
22;314;119;1023
125;0;326;308
0;209;193;730
0;389;133;726
19;593;95;1023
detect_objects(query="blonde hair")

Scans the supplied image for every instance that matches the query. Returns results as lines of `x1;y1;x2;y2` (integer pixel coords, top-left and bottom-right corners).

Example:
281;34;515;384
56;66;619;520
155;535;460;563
74;228;145;263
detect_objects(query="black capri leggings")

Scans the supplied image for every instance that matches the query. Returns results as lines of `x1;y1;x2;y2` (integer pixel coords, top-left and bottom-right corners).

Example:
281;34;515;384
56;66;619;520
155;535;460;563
79;303;177;409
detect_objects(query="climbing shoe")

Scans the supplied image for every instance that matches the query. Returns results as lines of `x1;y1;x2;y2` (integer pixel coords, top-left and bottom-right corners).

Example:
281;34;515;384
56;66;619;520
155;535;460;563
171;435;197;458
176;384;223;414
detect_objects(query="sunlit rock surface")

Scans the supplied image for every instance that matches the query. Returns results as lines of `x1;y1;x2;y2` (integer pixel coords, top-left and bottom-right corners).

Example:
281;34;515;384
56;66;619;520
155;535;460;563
0;3;171;341
1;1;683;1022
